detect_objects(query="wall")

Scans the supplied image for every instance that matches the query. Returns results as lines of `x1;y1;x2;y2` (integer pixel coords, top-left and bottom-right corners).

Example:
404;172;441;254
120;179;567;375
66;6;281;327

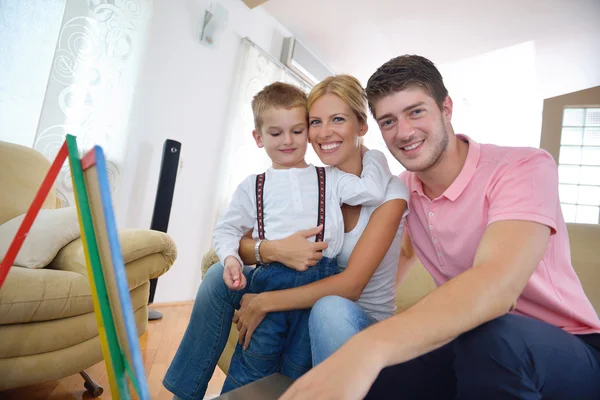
436;2;600;149
117;0;293;303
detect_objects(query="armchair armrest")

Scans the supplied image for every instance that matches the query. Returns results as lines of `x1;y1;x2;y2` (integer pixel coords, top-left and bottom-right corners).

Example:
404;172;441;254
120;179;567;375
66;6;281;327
49;229;177;283
201;248;220;279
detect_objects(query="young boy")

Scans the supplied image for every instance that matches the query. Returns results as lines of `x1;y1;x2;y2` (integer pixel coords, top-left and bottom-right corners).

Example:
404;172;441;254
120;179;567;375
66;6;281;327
213;82;392;392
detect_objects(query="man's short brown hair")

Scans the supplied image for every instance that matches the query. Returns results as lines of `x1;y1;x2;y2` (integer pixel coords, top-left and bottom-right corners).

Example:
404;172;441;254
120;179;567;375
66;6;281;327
252;82;308;131
366;55;448;118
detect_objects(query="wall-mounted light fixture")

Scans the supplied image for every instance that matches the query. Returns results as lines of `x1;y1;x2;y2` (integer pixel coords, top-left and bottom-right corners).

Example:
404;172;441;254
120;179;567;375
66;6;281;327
200;3;228;48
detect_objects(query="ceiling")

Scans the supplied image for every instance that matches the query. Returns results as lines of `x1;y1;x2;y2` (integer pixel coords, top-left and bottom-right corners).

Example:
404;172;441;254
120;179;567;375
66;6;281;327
263;0;599;83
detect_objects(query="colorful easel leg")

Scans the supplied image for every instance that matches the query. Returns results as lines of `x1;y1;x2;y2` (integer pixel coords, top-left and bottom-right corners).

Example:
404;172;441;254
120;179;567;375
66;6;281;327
82;147;150;400
66;134;127;399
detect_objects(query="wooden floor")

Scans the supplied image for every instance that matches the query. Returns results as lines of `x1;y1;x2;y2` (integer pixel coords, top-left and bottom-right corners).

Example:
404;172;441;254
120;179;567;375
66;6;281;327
0;303;226;400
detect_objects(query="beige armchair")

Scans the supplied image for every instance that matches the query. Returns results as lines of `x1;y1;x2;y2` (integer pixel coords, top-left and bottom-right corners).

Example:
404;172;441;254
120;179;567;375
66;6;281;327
0;141;178;394
201;224;600;375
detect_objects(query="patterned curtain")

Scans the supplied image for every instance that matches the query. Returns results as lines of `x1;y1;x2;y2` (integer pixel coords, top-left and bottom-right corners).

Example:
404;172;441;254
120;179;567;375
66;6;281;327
33;0;152;208
212;37;320;226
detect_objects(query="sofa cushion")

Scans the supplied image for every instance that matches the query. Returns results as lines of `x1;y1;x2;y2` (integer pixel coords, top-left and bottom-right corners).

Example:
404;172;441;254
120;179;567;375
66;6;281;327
0;141;57;226
0;207;80;269
0;230;176;324
0;282;149;358
0;305;148;391
0;266;93;325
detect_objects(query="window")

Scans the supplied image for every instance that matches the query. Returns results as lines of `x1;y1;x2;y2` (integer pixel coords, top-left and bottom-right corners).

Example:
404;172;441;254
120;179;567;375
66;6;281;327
558;107;600;224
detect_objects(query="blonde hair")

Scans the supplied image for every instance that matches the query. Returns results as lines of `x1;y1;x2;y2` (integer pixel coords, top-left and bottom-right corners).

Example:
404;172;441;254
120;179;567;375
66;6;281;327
307;75;368;124
251;82;308;131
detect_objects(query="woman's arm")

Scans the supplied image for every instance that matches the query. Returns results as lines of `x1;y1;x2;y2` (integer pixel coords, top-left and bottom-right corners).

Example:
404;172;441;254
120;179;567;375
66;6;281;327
239;225;327;270
234;199;406;349
255;199;406;311
396;229;417;288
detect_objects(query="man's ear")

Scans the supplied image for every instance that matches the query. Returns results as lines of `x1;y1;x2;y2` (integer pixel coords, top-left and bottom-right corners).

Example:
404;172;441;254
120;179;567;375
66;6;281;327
252;130;263;148
442;95;453;123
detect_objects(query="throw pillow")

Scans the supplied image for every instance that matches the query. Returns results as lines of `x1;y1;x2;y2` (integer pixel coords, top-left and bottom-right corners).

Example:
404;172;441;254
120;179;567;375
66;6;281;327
0;207;81;269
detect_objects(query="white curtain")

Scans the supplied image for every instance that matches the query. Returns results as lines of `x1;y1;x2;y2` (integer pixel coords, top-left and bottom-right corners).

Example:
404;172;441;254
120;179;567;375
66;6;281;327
213;38;322;226
33;0;152;208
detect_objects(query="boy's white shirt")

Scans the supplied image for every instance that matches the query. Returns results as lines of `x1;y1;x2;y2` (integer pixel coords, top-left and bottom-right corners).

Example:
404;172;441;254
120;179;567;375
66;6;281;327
213;150;393;266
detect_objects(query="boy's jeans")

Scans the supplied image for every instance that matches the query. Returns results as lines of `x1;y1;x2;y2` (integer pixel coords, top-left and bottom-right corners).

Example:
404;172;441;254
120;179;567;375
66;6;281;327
163;258;338;400
222;257;339;393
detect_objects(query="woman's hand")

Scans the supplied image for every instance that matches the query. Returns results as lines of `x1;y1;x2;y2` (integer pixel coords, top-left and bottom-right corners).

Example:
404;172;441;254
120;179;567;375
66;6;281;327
279;334;383;400
263;225;328;271
233;293;267;350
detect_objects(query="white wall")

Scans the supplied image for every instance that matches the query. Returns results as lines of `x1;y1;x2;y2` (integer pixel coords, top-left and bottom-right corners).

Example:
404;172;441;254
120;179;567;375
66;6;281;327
117;0;293;303
439;41;541;148
435;0;600;149
534;2;600;101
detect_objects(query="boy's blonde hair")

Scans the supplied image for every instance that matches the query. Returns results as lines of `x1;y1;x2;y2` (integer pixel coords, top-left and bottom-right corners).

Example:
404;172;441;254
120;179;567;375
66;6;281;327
307;75;368;125
252;82;308;131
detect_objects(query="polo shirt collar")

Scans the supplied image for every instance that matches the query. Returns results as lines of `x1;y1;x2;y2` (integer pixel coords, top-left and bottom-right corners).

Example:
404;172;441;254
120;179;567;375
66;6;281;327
409;134;481;202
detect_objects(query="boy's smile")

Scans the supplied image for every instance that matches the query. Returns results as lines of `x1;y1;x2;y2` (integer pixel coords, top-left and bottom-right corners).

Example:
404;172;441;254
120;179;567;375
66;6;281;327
253;106;309;170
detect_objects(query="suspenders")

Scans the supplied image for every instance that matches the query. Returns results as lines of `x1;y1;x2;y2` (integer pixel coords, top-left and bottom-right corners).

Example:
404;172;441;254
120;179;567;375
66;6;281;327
255;166;326;242
255;173;266;240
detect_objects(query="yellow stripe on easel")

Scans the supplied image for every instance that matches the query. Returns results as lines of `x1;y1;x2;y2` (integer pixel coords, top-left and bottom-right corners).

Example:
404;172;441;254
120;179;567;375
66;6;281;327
75;210;120;398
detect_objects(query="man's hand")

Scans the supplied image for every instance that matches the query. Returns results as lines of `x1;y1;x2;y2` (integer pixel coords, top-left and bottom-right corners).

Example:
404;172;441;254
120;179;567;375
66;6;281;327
280;334;382;400
269;225;328;271
233;293;267;350
223;256;246;290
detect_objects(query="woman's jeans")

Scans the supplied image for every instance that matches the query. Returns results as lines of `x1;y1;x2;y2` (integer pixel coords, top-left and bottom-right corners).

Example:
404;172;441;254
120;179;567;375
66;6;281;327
308;296;600;399
309;295;378;365
163;258;338;400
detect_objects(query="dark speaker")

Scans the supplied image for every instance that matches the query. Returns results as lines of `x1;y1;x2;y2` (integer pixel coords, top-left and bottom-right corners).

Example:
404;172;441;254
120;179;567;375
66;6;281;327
148;139;181;304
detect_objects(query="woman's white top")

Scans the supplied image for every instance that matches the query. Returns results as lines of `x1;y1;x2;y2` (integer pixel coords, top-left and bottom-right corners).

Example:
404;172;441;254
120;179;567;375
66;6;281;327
337;177;410;321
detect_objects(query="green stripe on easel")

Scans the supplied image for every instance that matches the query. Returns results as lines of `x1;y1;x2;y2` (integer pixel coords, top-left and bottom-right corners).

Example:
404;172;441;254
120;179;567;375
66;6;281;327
66;135;129;399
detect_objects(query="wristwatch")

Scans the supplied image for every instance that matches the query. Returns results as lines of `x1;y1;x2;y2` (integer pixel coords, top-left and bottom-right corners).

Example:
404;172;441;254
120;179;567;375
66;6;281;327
254;239;264;264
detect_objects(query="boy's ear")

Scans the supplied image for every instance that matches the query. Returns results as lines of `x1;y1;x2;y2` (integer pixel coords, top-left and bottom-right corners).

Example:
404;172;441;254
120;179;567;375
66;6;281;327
252;130;263;148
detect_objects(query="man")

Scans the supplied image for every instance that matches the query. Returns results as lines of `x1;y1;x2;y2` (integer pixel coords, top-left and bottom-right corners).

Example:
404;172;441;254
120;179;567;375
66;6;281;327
281;55;600;399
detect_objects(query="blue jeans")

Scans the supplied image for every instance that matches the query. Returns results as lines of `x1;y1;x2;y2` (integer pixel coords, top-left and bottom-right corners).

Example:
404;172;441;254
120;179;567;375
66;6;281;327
222;257;339;393
163;262;252;400
309;295;378;365
364;313;600;399
310;296;600;399
163;258;339;400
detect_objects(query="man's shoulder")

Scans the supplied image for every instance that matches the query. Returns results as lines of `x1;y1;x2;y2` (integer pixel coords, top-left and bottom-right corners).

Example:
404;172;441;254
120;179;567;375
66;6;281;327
479;143;555;173
399;170;415;189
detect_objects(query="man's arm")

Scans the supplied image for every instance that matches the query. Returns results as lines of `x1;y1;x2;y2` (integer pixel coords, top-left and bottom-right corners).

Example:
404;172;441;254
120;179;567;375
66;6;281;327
352;219;549;367
280;220;551;400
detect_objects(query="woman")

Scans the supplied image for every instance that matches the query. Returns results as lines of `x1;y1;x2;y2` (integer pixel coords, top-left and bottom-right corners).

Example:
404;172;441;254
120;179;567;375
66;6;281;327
163;75;408;400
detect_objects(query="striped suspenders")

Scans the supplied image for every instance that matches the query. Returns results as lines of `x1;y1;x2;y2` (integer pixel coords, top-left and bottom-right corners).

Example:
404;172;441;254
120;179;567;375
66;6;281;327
255;166;326;242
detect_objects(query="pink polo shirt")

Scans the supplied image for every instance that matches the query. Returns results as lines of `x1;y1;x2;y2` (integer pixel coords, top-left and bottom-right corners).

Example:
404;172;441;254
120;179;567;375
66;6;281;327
400;134;600;335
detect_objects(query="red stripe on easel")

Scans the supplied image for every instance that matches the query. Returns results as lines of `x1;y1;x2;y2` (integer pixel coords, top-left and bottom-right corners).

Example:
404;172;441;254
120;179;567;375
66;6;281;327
0;141;69;289
81;148;97;170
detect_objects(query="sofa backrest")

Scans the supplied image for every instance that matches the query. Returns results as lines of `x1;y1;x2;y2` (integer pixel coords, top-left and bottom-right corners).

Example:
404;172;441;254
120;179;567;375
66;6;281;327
568;223;600;315
0;141;57;225
396;223;600;317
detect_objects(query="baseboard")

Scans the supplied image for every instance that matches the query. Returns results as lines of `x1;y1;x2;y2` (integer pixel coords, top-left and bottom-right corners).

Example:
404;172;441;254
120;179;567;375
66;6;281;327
148;300;194;308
